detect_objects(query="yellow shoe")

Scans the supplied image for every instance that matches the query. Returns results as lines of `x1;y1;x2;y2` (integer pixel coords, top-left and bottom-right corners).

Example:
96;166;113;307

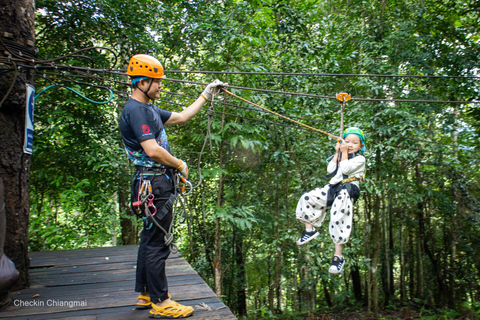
149;300;194;318
136;294;151;309
137;293;172;310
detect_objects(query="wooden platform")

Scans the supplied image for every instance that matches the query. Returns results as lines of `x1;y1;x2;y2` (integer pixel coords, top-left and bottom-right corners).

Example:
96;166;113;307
0;245;237;320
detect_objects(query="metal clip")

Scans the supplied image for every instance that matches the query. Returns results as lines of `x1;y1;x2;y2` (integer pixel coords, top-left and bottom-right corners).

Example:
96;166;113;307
176;173;192;196
146;193;157;216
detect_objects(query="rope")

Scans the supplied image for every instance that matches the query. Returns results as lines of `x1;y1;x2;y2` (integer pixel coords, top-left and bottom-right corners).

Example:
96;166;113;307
191;91;218;190
221;88;342;142
34;84;114;104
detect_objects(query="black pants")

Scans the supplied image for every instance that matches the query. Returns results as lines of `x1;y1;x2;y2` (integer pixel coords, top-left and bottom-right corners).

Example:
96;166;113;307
131;169;174;303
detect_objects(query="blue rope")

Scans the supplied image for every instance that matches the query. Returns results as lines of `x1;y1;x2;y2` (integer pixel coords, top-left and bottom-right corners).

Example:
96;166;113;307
34;84;114;104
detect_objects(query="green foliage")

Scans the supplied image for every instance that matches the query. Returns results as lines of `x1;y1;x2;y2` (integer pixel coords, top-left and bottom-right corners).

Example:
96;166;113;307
31;0;480;319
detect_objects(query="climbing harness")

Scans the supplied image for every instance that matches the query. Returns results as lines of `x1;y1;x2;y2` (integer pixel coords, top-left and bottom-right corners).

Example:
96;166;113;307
131;167;191;253
220;88;342;142
34;84;114;104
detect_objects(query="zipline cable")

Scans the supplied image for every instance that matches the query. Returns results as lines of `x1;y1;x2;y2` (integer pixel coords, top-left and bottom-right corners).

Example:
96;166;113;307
164;70;480;80
163;78;480;104
12;62;479;104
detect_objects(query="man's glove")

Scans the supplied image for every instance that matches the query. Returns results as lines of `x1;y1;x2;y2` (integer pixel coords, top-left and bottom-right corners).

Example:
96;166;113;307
201;79;227;101
177;160;189;179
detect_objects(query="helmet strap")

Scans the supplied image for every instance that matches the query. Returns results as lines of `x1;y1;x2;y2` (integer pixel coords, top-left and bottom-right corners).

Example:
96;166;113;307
134;78;154;100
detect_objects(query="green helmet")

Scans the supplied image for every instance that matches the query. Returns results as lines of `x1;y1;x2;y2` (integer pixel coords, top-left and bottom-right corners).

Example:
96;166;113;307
343;127;365;153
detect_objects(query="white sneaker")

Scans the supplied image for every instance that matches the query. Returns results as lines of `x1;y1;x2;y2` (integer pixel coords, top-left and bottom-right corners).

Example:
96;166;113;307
328;255;345;274
296;229;319;245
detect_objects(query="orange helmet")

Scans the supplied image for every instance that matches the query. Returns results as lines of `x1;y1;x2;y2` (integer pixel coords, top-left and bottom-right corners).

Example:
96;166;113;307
127;54;165;78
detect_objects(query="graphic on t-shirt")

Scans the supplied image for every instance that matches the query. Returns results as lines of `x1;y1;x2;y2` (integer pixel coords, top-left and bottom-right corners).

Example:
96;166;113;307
142;125;151;134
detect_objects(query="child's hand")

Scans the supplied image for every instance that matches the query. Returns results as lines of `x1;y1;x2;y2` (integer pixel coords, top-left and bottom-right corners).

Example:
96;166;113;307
340;141;349;153
335;142;341;152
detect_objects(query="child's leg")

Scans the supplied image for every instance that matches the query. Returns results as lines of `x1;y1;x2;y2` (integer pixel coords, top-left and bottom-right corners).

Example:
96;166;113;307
328;188;354;244
334;243;343;257
328;188;353;273
295;186;329;228
295;186;329;245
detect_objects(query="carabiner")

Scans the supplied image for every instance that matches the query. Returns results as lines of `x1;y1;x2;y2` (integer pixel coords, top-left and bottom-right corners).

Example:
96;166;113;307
176;173;193;196
147;193;157;216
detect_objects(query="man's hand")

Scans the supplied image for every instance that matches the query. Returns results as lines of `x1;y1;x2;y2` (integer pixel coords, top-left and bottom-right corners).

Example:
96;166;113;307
201;79;227;100
177;160;189;179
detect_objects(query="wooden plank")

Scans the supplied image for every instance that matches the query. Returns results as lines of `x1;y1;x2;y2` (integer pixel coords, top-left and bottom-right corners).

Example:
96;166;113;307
28;245;180;261
30;256;190;276
29;245;139;259
14;274;205;299
29;261;137;276
29;267;197;288
29;246;181;268
30;254;184;269
11;298;236;320
31;261;192;281
0;246;237;320
1;282;219;318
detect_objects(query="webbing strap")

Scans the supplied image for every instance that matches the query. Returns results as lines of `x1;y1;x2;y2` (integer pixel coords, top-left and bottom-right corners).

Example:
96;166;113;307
341;176;363;184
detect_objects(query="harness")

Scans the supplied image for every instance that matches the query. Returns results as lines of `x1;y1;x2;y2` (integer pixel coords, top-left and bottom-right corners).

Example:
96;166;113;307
324;152;366;206
131;167;191;253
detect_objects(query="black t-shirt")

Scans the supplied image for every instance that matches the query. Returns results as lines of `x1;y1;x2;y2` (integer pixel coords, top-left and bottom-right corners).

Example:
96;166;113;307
119;98;172;168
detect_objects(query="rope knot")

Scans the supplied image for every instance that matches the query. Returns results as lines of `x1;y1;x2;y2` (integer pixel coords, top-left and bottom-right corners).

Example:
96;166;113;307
164;232;174;246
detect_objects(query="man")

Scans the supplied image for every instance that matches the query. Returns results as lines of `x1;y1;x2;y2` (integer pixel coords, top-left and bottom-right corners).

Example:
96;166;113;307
119;54;225;318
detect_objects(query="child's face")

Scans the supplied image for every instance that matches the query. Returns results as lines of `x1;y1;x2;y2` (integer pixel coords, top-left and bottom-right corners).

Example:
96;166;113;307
343;134;363;154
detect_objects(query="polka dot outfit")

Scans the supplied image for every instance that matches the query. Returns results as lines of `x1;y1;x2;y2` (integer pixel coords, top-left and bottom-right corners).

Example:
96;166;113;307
296;154;365;245
296;185;354;245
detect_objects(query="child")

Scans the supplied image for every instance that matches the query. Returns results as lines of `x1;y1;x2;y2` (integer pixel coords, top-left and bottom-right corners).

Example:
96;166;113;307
295;127;366;274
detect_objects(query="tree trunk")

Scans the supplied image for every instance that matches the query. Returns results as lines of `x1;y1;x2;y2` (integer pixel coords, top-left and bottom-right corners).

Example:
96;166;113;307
351;264;363;301
371;149;382;318
235;230;247;316
415;164;425;300
381;189;390;306
119;185;137;245
214;101;227;298
364;193;372;314
270;162;282;314
372;193;380;318
0;0;36;290
214;198;223;297
400;224;406;303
